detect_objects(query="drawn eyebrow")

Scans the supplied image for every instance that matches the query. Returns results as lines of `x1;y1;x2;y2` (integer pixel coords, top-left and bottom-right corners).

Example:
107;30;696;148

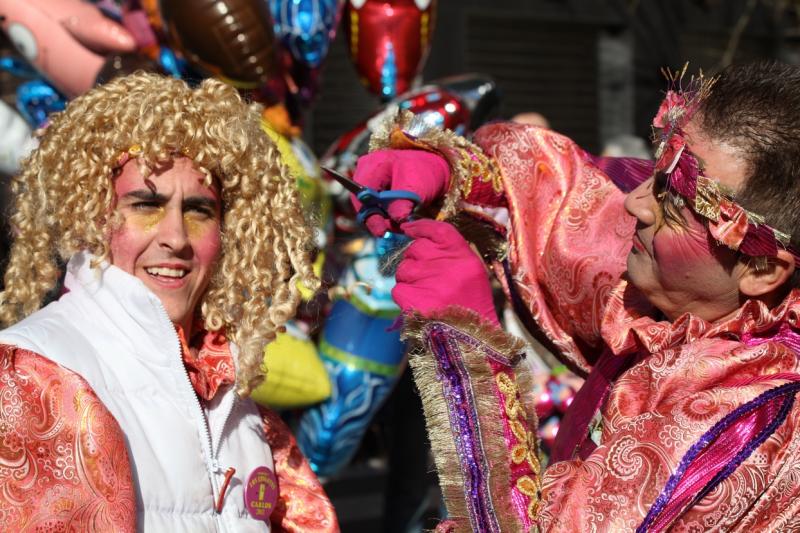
121;190;168;202
183;196;220;211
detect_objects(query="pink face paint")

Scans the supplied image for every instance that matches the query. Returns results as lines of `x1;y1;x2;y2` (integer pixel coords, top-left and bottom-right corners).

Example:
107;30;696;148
109;157;222;333
652;212;718;275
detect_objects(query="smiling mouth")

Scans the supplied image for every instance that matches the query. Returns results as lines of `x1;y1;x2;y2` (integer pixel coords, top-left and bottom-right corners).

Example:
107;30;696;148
145;266;188;279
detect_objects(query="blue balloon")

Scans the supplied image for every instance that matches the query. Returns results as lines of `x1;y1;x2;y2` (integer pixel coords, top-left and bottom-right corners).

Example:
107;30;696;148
16;80;67;128
270;0;342;68
297;234;408;477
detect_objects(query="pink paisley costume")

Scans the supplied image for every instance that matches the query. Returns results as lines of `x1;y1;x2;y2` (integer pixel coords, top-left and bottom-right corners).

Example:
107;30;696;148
0;252;338;532
372;112;800;531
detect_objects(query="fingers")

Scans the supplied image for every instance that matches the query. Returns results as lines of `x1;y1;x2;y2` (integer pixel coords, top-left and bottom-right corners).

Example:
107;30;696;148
352;150;395;190
350;149;449;230
63;11;136;52
350;150;394;214
392;151;450;202
400;219;466;247
364;213;390;237
386;198;415;222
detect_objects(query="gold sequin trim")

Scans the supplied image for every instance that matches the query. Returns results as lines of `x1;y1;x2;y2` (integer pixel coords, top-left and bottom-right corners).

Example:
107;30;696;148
496;371;541;520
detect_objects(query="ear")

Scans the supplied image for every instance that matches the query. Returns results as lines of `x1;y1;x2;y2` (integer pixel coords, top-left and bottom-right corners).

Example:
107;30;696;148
738;250;795;298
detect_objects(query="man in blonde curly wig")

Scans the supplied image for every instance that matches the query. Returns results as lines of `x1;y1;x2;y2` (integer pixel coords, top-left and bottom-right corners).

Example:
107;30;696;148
0;72;339;532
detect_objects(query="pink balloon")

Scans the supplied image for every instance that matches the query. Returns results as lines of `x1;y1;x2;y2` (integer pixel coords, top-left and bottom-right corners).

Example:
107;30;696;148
343;0;436;99
538;416;560;451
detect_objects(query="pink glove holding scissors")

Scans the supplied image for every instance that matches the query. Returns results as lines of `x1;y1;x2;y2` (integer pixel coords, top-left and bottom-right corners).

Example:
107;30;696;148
393;219;499;326
351;149;451;237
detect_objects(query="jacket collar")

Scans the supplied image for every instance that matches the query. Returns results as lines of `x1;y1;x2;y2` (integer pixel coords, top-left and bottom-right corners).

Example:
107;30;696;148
63;251;184;366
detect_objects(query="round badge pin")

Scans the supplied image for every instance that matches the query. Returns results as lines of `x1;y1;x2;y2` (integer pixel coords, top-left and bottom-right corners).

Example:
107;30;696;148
244;466;278;521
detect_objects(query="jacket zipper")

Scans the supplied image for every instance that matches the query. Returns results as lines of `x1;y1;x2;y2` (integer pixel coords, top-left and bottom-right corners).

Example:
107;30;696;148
154;299;226;530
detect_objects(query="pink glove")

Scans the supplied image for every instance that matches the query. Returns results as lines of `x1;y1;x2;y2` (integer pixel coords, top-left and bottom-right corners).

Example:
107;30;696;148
393;219;499;326
351;149;450;236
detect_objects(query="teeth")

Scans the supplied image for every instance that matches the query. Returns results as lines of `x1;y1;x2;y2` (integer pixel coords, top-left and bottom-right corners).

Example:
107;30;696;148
146;267;187;278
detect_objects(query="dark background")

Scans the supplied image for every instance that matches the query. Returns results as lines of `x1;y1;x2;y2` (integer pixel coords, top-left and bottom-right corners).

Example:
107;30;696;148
306;0;798;157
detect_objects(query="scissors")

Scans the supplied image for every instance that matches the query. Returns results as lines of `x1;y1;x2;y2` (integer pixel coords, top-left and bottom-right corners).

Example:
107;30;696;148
322;167;421;226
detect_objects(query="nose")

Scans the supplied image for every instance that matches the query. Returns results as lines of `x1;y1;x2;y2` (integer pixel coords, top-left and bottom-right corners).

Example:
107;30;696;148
157;208;191;254
624;177;658;227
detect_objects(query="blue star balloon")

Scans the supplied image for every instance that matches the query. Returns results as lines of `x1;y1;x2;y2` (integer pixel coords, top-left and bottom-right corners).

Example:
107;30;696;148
269;0;343;68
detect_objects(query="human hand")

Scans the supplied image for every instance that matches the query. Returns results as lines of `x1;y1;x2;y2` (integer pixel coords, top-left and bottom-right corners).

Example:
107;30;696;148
0;0;136;97
393;219;499;326
351;149;450;236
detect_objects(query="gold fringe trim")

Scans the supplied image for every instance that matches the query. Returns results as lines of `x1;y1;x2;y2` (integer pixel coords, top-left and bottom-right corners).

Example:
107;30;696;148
447;212;508;262
403;308;540;532
369;110;503;220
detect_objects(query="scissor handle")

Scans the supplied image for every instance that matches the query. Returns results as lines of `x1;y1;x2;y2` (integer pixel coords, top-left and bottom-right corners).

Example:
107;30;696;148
356;187;420;206
374;190;421;204
356;205;389;226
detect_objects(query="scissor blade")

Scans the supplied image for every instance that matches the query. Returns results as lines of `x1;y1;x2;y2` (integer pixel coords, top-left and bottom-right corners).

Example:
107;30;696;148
321;166;365;195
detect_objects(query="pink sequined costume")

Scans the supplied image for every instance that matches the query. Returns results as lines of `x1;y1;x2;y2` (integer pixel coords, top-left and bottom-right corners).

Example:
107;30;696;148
375;113;800;532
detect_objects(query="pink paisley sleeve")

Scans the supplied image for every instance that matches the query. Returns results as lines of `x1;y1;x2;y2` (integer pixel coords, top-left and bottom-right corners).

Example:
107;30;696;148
473;123;637;374
259;407;340;533
0;345;136;531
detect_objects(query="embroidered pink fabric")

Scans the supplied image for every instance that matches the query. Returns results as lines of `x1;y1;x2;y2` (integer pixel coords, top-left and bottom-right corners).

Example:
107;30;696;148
464;122;800;531
0;345;137;531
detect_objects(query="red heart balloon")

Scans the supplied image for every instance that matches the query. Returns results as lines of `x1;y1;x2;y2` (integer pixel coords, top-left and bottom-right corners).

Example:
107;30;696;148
343;0;436;99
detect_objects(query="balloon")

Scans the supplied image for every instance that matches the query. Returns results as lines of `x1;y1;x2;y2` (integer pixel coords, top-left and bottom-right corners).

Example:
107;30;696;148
269;0;344;68
535;387;555;420
15;80;67;128
297;235;407;477
343;0;437;99
158;0;281;88
0;101;36;175
538;416;560;452
250;322;332;409
321;73;498;176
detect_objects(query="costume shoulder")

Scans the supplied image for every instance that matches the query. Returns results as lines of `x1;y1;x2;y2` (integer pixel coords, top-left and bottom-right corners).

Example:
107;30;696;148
258;406;339;533
0;344;136;531
474;123;640;373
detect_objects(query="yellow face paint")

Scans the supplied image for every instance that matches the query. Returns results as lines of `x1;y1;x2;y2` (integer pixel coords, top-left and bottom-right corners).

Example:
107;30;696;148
125;208;218;240
183;213;217;241
126;207;166;232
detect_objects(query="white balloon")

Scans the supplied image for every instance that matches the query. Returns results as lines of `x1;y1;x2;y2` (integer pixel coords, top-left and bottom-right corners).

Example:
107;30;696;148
0;101;36;175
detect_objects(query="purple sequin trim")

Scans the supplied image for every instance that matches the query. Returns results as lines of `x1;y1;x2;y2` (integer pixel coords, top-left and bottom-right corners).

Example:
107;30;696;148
429;325;502;532
637;381;800;532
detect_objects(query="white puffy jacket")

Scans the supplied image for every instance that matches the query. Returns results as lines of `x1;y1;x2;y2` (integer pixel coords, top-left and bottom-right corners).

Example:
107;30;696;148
0;252;273;532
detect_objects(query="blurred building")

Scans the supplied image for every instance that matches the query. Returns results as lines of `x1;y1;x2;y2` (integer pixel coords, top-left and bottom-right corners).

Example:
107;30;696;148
307;0;799;155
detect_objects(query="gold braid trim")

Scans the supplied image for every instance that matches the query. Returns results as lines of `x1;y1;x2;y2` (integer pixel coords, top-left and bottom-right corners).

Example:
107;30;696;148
403;308;540;532
369;110;503;220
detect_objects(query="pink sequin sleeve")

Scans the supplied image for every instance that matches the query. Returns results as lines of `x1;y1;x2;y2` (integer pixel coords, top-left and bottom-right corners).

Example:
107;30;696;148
473;123;638;374
0;345;136;531
259;407;340;533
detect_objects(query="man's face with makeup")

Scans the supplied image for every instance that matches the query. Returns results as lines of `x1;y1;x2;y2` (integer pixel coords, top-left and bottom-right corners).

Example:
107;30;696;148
110;157;222;332
624;120;750;322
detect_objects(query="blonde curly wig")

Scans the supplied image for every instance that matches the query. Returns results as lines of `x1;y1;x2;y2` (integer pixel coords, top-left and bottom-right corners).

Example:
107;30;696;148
0;72;319;396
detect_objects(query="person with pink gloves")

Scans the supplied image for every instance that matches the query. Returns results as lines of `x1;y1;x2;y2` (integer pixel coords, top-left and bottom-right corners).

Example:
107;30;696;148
351;61;800;531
